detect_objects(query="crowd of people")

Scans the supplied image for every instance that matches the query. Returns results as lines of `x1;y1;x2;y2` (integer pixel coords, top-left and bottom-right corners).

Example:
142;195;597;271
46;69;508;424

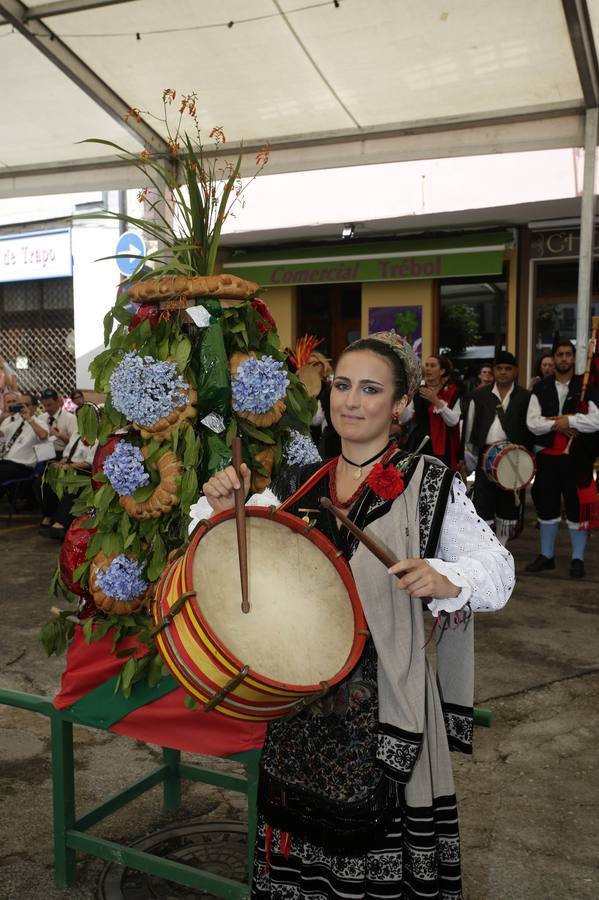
0;377;95;537
311;341;599;578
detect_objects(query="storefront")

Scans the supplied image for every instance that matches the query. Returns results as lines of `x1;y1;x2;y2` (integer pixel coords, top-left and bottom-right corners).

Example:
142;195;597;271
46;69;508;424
519;225;599;380
0;227;75;395
227;230;517;376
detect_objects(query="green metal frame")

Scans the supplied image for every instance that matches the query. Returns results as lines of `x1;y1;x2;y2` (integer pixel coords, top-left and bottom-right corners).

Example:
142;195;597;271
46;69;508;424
0;687;260;899
0;686;494;897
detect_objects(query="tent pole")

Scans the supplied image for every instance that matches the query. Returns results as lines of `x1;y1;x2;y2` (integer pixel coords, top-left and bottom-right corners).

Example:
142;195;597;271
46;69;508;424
576;106;598;374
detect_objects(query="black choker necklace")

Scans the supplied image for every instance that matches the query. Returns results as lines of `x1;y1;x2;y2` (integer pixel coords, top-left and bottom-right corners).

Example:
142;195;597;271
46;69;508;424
341;441;392;480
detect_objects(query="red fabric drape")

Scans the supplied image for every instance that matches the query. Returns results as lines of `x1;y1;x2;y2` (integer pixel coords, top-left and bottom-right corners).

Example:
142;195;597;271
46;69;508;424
53;628;267;755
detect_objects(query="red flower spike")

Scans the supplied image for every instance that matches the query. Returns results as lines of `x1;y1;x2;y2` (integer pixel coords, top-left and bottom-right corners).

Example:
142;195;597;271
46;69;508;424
59;514;96;598
251;298;277;334
129;301;160;332
367;462;405;500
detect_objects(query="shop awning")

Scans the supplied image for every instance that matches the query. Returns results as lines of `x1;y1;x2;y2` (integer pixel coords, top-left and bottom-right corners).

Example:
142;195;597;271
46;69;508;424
0;1;599;197
229;230;512;286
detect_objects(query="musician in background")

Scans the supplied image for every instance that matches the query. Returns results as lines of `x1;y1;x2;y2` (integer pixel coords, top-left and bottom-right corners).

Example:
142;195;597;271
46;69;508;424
526;340;599;578
403;354;462;469
0;392;49;482
463;351;533;544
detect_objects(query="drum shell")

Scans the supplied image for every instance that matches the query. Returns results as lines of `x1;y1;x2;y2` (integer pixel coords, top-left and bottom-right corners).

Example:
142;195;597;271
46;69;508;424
153;507;367;720
482;441;536;491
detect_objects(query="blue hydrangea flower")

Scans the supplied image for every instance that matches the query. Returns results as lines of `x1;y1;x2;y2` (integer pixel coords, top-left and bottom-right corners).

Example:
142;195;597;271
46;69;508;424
232;355;289;415
110;352;188;426
96;555;148;601
285;430;322;466
103;441;149;496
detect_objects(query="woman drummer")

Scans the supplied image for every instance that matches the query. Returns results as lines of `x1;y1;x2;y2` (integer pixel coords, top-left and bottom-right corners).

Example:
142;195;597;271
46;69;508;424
196;331;514;900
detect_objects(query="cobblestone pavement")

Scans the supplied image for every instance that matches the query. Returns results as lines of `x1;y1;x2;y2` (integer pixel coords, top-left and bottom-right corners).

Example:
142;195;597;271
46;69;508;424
0;502;597;899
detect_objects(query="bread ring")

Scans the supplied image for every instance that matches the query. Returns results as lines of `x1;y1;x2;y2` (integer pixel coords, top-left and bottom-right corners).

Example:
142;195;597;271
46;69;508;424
251;446;276;493
119;448;182;520
229;352;286;428
127;273;258;303
89;551;152;616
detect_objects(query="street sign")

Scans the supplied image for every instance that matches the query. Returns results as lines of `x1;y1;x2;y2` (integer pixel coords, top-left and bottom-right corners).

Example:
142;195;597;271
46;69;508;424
115;231;146;277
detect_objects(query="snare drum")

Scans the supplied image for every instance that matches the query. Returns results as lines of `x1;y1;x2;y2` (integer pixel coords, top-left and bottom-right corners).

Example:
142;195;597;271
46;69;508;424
153;507;367;720
482;441;536;492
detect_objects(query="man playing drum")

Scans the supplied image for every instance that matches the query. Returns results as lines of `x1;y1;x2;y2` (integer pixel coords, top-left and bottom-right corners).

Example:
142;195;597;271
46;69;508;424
525;340;599;578
194;332;514;899
462;350;534;545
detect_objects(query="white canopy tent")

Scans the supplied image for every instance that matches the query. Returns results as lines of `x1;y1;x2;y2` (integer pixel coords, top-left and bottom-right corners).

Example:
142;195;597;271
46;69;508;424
1;0;598;192
0;0;598;365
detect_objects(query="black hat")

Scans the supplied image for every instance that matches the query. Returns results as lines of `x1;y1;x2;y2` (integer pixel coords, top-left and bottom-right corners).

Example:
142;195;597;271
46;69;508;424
494;351;517;367
41;388;59;400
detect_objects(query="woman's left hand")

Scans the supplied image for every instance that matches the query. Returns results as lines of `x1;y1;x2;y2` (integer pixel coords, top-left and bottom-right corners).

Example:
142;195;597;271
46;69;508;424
388;558;461;599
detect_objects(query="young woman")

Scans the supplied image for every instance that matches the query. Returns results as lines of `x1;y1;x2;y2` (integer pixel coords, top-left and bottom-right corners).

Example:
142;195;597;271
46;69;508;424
404;354;462;469
196;333;514;899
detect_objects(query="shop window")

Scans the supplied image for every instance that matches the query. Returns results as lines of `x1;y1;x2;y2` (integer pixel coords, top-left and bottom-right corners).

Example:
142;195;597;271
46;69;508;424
439;275;506;375
296;283;361;363
534;261;599;349
43;278;74;310
3;281;41;312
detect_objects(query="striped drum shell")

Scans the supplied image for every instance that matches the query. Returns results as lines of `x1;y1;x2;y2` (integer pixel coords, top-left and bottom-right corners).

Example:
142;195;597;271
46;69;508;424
153;507;367;720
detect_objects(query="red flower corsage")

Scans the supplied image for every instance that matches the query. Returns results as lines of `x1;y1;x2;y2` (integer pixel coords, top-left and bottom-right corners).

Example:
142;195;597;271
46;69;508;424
367;461;405;500
251;298;276;334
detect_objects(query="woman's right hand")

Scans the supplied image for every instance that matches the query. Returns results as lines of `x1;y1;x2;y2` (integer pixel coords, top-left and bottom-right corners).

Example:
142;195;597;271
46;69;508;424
202;463;252;514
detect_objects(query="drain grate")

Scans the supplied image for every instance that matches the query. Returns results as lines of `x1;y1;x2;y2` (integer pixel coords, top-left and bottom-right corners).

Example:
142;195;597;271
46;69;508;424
97;819;248;899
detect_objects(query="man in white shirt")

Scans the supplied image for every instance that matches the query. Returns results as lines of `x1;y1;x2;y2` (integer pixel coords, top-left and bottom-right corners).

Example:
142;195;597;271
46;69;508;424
525;341;599;578
0;392;49;481
463;351;533;544
39;430;98;538
39;388;77;459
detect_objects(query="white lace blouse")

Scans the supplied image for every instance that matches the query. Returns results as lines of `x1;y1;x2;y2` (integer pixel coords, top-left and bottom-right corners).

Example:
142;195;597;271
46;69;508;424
188;475;514;618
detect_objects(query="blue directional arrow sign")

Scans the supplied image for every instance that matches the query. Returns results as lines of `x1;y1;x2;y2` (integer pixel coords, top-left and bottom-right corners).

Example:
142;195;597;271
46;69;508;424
115;230;146;277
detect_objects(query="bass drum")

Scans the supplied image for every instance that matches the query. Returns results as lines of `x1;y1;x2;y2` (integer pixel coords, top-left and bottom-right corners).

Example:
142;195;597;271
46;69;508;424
153;507;367;720
482;440;536;491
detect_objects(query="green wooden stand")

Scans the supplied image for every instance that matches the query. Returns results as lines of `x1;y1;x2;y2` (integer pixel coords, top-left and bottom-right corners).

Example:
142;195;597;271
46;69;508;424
0;686;494;897
0;687;260;899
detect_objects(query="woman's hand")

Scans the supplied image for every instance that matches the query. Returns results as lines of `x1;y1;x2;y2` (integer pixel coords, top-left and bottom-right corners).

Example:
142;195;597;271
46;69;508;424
419;386;442;407
202;463;252;514
387;558;460;599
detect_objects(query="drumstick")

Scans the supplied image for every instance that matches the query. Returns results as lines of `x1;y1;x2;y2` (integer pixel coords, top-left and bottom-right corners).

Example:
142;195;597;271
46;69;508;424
319;496;398;571
232;436;250;614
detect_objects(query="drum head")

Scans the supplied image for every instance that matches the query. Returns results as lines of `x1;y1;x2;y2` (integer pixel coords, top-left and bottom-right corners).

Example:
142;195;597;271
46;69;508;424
495;446;535;490
191;517;355;686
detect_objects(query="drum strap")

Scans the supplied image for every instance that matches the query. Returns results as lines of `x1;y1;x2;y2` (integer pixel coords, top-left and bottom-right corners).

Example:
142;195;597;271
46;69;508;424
278;458;337;512
494;401;514;442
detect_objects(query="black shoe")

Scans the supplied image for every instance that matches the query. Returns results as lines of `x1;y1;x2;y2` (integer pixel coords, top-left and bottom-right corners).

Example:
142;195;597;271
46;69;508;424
48;526;66;541
570;559;585;579
525;554;555;573
38;524;52;537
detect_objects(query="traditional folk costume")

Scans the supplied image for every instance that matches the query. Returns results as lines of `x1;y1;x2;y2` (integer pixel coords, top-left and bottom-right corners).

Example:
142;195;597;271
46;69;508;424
189;331;513;898
244;450;513;900
526;375;599;566
404;384;461;470
464;382;532;545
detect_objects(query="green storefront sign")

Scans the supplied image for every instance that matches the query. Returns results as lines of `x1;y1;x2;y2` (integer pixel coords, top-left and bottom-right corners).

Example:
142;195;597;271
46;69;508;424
228;233;510;287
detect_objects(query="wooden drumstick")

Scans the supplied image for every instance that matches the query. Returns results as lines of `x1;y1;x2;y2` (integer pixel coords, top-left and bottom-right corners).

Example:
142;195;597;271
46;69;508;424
232;436;250;614
320;496;398;571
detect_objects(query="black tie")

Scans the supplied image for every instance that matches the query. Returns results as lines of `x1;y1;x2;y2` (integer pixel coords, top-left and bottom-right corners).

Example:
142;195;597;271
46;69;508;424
48;415;55;427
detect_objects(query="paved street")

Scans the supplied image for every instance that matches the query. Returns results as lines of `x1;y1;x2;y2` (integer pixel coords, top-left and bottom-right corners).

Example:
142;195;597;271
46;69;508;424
0;501;598;899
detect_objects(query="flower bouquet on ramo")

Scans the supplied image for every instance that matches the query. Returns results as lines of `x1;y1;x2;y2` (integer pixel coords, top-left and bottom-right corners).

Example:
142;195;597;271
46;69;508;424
41;91;319;697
